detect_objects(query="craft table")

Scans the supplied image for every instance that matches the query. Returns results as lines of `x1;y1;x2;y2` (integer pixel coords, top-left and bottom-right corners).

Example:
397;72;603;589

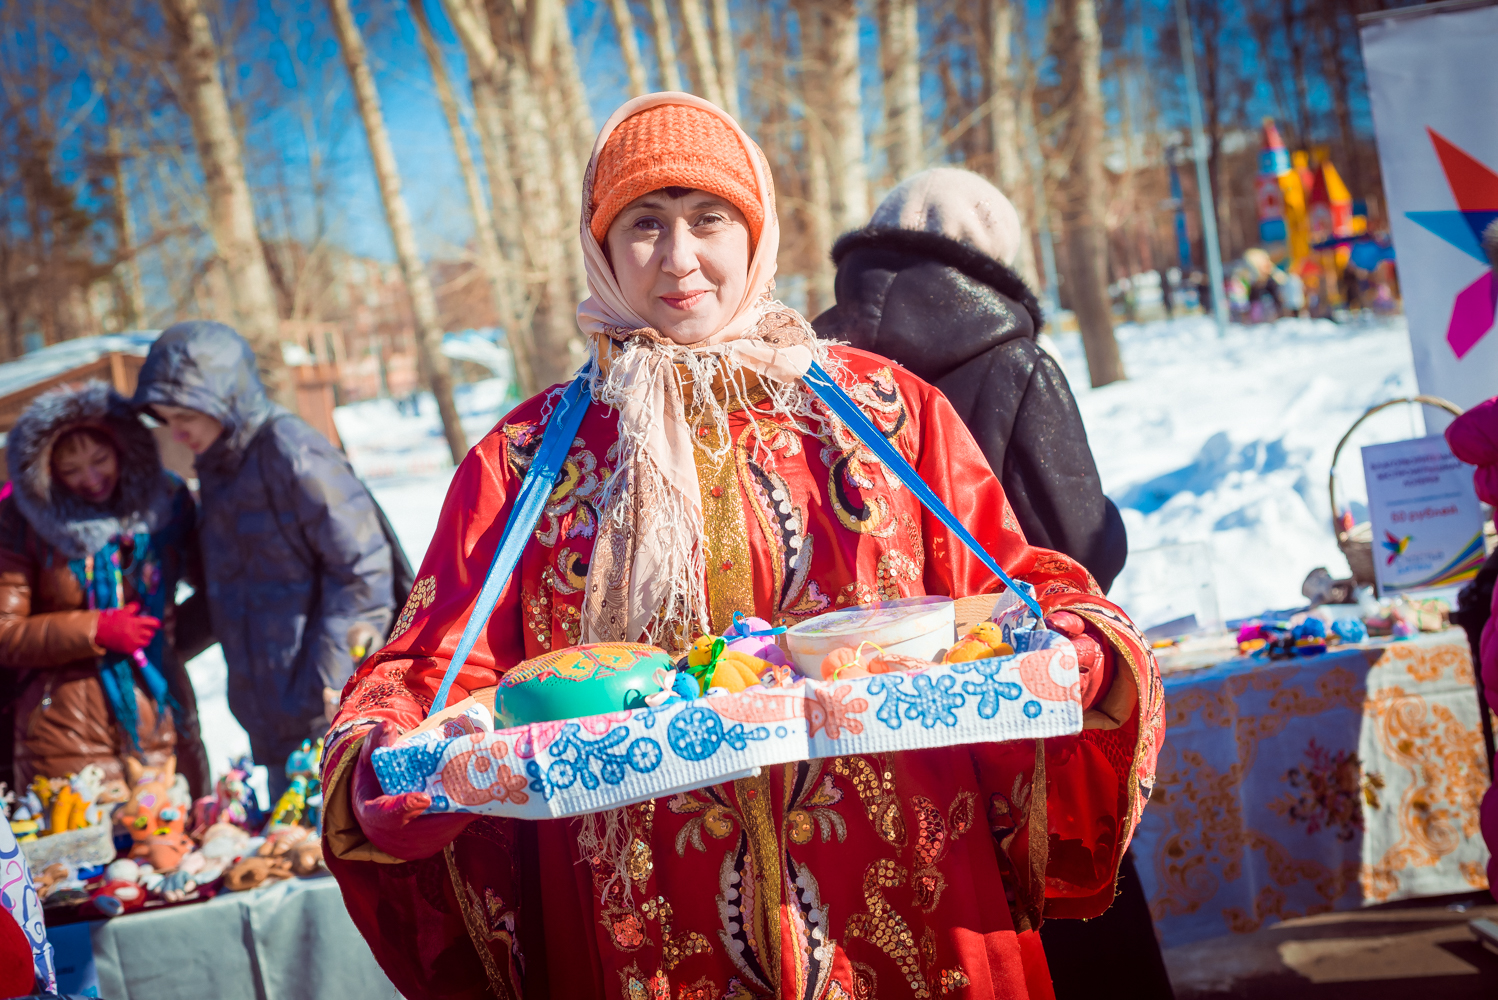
45;874;393;1000
1133;628;1492;948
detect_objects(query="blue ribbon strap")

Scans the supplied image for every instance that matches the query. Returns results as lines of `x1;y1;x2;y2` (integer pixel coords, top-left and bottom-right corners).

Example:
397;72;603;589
427;372;593;716
801;361;1045;620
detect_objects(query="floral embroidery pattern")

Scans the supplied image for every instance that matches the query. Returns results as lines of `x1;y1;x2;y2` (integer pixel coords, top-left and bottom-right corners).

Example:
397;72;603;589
1269;739;1363;842
388;575;436;643
845;859;927;998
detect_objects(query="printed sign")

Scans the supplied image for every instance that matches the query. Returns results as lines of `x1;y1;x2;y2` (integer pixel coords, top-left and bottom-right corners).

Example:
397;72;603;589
1362;5;1498;431
1361;436;1485;594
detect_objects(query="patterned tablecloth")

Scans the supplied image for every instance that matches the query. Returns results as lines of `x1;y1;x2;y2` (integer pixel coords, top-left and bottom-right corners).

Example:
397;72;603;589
1133;629;1491;949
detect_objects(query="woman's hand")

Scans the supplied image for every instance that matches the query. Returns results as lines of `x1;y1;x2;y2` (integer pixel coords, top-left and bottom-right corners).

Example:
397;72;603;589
351;721;474;860
95;602;161;654
1045;609;1136;730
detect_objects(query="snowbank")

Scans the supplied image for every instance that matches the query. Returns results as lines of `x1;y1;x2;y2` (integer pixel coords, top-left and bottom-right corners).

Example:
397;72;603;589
1053;314;1421;622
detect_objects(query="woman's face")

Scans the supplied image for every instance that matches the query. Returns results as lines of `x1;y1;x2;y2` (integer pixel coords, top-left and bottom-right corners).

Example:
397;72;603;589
605;189;752;344
53;437;119;504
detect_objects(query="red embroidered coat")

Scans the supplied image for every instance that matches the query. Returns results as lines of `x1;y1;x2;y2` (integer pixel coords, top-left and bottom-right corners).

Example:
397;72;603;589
322;347;1163;1000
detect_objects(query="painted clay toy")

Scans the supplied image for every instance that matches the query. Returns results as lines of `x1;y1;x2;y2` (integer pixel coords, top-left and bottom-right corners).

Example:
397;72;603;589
493;643;671;726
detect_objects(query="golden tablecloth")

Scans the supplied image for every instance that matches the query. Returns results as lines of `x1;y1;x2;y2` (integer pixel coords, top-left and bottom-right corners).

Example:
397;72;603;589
1133;629;1491;947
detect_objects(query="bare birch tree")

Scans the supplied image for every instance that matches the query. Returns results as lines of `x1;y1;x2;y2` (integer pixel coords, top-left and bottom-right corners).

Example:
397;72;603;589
409;0;535;397
710;0;740;117
646;0;685;92
680;0;725;107
880;0;921;184
607;0;648;97
325;0;467;461
984;0;1039;288
444;0;579;387
160;0;289;403
799;0;868;233
1055;0;1124;386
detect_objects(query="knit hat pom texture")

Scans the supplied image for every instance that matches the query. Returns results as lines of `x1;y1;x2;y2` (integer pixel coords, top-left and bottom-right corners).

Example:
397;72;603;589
589;103;764;247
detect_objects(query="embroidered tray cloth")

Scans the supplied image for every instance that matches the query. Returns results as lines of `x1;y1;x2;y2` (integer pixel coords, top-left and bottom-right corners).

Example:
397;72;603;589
373;629;1081;819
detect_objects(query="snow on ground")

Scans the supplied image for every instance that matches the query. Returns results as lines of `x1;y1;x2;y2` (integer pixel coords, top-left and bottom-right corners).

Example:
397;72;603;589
191;313;1425;778
1051;313;1421;624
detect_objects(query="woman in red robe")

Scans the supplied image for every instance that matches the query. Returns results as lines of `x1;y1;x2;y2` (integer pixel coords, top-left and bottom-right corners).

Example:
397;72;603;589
322;93;1164;1000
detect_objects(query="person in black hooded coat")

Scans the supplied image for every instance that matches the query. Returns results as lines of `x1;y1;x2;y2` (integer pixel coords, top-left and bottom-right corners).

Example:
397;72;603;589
815;168;1170;1000
133;321;400;800
813;168;1128;593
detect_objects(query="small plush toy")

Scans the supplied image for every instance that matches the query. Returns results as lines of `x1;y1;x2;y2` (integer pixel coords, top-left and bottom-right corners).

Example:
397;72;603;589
943;622;1015;664
117;756;192;856
191;757;264;837
685;635;780;694
139;831;195;872
224;856;292;892
288;840;324;877
722;613;791;666
88;880;147;918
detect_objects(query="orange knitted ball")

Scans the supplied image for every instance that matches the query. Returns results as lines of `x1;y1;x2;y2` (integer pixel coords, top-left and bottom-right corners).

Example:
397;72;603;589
588;104;764;248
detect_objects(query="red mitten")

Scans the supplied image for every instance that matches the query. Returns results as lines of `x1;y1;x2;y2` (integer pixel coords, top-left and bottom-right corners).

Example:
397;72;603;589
351;722;474;860
95;603;161;654
1045;610;1116;710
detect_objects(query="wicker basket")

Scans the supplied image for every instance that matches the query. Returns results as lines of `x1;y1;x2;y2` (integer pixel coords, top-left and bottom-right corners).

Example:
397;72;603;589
1328;395;1463;589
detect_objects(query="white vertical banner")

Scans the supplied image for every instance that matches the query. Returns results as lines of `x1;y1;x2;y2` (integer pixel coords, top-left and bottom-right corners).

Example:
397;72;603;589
1362;2;1498;431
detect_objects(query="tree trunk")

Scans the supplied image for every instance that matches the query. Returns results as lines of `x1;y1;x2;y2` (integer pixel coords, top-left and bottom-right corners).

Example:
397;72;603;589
1283;0;1312;149
679;0;725;107
106;122;147;329
409;0;535;398
802;0;867;234
797;6;836;313
326;0;466;462
607;0;649;97
525;0;590;313
1316;5;1360;195
444;0;580;388
710;0;740;118
984;0;1039;289
160;0;289;404
881;0;921;184
646;0;685;92
1056;0;1124;387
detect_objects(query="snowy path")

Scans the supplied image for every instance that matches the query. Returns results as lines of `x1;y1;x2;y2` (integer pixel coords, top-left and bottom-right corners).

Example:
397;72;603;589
193;314;1425;778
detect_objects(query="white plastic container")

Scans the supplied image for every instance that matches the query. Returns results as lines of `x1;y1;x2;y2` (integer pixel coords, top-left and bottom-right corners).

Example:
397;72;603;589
783;596;957;678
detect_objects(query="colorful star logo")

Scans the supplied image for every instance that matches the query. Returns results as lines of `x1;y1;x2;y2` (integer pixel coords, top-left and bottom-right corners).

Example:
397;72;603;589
1405;128;1498;359
1382;530;1411;565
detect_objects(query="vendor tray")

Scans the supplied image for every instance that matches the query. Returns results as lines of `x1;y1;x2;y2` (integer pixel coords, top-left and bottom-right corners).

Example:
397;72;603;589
372;627;1080;820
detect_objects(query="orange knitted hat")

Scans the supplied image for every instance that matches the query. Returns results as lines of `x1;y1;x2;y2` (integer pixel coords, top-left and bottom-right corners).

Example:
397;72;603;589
588;103;764;248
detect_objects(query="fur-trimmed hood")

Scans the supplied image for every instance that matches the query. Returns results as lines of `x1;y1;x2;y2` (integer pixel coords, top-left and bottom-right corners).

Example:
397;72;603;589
6;381;177;559
812;226;1045;387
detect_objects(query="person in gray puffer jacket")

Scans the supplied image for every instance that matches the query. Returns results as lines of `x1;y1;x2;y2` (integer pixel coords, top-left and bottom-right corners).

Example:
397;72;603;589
133;321;396;799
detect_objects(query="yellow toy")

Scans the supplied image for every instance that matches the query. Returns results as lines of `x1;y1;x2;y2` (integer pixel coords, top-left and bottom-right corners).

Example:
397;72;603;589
685;635;777;694
943;622;1015;664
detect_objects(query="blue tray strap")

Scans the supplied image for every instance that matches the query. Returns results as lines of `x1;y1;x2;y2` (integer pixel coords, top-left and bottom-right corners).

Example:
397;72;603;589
428;372;593;716
801;361;1045;620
